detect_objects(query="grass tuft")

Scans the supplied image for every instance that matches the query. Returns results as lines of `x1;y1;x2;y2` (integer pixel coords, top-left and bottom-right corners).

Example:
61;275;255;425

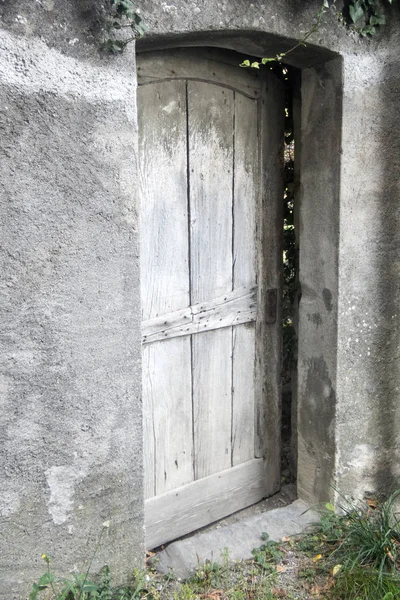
28;489;400;599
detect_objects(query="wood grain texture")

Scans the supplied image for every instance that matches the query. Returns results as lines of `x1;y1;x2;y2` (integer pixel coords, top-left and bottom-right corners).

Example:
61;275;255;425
142;286;257;344
142;343;156;499
232;324;256;465
254;72;285;499
138;48;262;99
145;458;265;549
188;80;234;479
138;51;284;544
188;81;234;304
139;80;193;498
142;339;193;498
231;93;259;466
139;80;190;320
193;328;232;479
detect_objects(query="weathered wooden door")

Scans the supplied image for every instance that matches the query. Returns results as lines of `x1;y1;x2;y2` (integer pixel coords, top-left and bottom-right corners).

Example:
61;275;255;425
138;48;284;549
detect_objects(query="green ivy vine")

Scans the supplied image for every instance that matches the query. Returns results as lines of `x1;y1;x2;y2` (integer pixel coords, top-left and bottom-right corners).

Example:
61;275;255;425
241;0;395;68
104;0;395;55
103;0;146;53
345;0;393;35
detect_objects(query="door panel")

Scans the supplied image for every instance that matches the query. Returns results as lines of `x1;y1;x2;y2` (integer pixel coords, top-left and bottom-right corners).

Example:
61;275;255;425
142;338;193;498
188;81;234;303
231;92;259;468
139;80;189;320
192;328;232;479
233;92;258;289
188;80;234;481
232;323;256;466
138;48;284;549
139;78;193;500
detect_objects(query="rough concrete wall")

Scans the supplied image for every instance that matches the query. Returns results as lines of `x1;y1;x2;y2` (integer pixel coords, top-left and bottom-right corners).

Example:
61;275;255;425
0;0;105;61
335;49;400;501
0;5;143;598
297;58;342;505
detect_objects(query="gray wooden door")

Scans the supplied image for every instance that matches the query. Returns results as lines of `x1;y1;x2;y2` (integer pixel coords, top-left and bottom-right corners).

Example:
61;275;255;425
138;48;284;549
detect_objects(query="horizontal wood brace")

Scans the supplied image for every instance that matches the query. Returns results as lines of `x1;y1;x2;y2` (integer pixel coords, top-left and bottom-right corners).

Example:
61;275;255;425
145;458;266;549
142;285;257;345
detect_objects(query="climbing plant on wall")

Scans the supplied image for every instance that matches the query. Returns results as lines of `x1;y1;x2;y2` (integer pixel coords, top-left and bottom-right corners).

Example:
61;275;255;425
104;0;396;53
103;0;146;53
241;0;395;68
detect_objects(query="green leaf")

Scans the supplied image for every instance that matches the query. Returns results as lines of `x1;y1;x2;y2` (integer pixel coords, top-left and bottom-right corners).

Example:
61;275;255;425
29;581;49;600
250;61;260;69
38;573;54;586
240;59;251;67
135;22;147;37
29;584;40;600
82;581;98;592
361;24;377;35
72;572;87;585
370;12;386;25
109;40;126;53
349;2;366;22
325;502;335;512
261;57;276;64
59;581;77;599
382;593;394;600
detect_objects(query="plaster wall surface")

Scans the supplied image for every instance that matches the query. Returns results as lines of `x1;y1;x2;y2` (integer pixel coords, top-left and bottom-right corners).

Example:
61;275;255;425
296;58;342;504
0;6;143;598
335;52;400;500
0;0;399;596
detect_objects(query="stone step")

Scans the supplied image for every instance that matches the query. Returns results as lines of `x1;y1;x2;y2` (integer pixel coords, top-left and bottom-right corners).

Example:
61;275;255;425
153;499;320;579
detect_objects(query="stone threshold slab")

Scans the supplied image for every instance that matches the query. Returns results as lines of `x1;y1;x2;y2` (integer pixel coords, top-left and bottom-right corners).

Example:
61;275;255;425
153;499;320;578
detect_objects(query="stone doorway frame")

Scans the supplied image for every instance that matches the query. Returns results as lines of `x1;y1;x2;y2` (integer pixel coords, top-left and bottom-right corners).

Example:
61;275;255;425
136;31;343;508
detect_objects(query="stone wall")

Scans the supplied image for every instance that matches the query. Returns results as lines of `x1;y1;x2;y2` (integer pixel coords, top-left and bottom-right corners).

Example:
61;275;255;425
0;0;399;596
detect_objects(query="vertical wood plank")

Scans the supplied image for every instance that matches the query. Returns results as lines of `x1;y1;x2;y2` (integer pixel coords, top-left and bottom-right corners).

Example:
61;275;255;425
139;80;190;320
192;329;232;478
254;72;285;496
233;93;258;290
138;80;193;497
188;81;234;478
142;339;193;497
232;323;256;465
231;93;259;465
142;344;156;499
188;82;234;303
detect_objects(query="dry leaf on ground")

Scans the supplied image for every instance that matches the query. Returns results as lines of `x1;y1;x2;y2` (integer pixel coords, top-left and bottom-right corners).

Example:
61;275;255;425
276;564;287;573
271;588;287;598
312;553;323;562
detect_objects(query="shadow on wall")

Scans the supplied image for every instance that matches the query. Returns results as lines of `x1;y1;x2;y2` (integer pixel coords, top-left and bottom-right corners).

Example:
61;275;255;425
373;59;400;493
